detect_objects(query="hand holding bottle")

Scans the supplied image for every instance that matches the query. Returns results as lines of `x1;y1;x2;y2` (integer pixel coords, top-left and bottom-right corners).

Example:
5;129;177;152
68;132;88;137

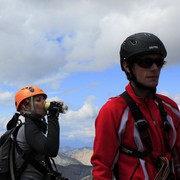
45;101;68;117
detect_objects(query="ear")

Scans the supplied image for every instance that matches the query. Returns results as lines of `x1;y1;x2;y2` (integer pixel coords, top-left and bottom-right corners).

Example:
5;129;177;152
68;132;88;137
122;61;130;73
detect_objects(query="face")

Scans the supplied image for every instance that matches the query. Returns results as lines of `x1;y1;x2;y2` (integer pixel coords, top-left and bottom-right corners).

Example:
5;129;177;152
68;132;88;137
23;95;47;117
33;95;47;117
130;54;165;88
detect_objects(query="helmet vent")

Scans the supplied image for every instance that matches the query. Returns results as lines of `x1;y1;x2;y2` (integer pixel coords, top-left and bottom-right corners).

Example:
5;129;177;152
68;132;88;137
29;87;35;92
129;39;137;45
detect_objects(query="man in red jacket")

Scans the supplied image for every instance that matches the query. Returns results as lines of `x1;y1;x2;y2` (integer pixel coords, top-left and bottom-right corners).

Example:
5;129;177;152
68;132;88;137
91;32;180;179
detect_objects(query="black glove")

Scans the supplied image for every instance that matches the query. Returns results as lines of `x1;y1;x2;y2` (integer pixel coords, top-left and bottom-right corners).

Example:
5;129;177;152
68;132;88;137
47;101;60;118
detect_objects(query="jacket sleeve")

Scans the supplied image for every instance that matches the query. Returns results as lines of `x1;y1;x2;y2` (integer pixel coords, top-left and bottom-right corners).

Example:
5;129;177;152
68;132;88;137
25;116;60;157
91;100;121;179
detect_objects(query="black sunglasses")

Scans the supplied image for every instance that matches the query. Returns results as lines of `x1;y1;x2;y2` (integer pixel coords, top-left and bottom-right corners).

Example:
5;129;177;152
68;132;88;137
134;57;166;68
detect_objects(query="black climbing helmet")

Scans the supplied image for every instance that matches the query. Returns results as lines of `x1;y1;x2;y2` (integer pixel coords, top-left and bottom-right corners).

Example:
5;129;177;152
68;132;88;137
120;32;167;70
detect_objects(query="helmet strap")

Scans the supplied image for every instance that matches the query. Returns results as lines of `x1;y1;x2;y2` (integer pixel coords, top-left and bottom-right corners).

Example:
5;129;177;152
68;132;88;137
30;96;36;114
21;96;36;115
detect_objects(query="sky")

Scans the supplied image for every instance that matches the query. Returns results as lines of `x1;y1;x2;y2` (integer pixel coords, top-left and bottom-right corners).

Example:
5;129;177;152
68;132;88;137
0;0;180;148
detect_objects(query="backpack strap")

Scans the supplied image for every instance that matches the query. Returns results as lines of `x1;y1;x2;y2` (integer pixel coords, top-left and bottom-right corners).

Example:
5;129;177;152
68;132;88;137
15;141;48;174
7;113;21;130
120;91;172;158
120;91;153;153
155;96;172;152
9;123;24;180
15;140;66;179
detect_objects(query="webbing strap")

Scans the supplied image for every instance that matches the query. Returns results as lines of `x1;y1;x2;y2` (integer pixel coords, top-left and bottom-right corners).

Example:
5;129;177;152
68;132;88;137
156;97;171;152
120;91;172;155
9;124;23;180
15;142;48;174
118;91;174;178
120;144;149;159
16;142;63;177
121;91;143;121
120;91;152;152
9;138;15;180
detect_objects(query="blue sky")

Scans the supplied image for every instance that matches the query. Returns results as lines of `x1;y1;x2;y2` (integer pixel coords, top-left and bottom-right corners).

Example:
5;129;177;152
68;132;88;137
0;0;179;148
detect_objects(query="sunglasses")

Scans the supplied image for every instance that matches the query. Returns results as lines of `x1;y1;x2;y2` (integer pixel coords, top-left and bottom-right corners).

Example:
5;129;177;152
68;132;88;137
134;57;166;68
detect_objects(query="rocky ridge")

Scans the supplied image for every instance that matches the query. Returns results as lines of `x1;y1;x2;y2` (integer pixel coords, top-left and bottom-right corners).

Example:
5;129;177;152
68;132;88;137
53;147;93;180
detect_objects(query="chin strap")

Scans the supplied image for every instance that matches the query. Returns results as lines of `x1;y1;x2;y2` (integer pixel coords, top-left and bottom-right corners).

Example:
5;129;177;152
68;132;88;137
21;96;36;116
30;96;36;114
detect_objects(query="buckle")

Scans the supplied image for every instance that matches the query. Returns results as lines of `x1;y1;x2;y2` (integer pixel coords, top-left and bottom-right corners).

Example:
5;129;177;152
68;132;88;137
164;121;171;132
135;119;148;131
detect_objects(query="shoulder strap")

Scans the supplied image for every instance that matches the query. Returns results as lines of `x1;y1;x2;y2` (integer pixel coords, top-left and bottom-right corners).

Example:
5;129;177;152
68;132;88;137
7;113;21;130
120;91;152;152
16;142;64;178
15;138;48;174
9;123;24;180
120;91;172;154
121;91;143;121
155;96;172;152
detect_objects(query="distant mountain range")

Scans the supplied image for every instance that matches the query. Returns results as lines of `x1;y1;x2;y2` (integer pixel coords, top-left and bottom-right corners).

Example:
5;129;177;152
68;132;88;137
53;147;93;180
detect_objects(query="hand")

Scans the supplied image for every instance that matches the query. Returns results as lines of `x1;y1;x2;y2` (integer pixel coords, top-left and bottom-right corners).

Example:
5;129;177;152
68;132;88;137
47;101;61;118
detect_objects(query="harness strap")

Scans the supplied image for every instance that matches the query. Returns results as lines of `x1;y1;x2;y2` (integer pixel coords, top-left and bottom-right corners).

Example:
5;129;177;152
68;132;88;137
22;153;48;174
155;96;172;152
119;91;174;179
15;142;48;174
15;141;65;179
120;91;152;152
120;144;149;159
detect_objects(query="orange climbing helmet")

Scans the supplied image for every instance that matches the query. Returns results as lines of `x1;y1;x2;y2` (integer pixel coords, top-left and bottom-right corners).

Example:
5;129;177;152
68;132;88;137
15;86;47;111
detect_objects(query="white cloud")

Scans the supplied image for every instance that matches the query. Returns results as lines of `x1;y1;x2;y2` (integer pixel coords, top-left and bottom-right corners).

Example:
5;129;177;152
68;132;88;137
0;91;14;106
0;116;9;130
0;0;180;147
0;0;179;88
60;95;98;139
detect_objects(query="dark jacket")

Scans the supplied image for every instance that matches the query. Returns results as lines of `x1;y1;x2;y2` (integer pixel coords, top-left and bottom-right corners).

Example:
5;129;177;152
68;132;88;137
16;115;60;180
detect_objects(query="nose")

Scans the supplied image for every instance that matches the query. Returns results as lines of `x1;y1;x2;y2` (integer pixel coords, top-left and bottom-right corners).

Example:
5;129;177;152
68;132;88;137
150;62;159;70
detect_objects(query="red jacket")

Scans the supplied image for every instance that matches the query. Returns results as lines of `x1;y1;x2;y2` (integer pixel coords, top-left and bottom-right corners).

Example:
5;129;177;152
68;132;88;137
91;83;180;179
